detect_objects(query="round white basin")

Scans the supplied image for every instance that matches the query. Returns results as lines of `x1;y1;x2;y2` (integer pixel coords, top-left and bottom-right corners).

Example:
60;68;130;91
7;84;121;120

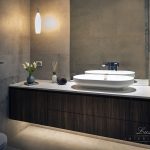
85;70;135;77
73;74;134;89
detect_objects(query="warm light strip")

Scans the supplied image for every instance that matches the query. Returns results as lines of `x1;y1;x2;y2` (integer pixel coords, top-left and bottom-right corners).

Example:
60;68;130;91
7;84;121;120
35;10;41;34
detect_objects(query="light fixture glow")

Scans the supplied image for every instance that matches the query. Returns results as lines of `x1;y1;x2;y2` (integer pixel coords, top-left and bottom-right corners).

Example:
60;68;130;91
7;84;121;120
44;16;60;31
35;9;41;34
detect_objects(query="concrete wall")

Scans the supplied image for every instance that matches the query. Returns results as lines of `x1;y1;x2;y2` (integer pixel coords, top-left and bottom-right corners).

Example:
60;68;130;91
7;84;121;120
0;0;30;142
70;0;146;79
30;0;70;80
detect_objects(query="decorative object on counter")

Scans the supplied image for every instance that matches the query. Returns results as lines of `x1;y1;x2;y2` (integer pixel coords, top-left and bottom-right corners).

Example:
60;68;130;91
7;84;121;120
57;77;67;85
52;72;57;83
22;62;37;84
51;61;58;83
24;81;39;86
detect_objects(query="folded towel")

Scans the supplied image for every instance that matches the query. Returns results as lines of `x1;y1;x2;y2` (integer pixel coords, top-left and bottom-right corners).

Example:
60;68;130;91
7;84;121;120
0;133;7;150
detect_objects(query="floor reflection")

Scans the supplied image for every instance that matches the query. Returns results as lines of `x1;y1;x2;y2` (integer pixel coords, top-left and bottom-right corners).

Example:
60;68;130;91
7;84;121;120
71;85;136;93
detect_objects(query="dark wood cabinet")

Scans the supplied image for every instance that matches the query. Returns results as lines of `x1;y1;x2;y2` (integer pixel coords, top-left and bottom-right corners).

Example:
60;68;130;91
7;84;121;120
9;88;48;125
9;87;150;145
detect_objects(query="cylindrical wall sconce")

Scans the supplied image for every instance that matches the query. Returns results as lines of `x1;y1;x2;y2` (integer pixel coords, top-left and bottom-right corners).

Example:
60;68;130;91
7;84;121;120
35;8;41;34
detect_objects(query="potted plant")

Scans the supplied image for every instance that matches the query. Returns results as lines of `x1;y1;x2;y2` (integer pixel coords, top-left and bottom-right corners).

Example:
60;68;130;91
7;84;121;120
22;62;37;84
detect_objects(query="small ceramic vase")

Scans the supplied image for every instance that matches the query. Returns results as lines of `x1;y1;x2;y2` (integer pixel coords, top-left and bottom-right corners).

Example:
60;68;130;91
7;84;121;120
27;74;35;84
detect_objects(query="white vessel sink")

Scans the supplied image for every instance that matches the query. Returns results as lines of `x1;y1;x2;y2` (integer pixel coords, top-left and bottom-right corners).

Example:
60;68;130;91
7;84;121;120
85;70;135;77
73;74;134;89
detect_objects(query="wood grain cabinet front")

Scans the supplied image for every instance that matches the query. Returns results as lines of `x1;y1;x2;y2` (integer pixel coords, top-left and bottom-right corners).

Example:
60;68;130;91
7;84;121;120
9;87;150;145
9;88;48;125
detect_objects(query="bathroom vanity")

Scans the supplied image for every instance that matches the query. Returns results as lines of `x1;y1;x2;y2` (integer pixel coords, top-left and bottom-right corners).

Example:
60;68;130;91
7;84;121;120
9;80;150;145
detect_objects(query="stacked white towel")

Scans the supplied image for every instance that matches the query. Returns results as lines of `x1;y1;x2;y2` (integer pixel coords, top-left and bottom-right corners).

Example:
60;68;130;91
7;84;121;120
0;133;7;150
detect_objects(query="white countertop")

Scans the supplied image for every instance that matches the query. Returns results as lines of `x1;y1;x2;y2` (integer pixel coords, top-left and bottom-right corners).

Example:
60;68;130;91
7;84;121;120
9;79;150;99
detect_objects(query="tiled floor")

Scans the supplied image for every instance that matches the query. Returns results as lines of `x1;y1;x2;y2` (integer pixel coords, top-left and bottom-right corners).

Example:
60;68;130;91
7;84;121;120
8;125;150;150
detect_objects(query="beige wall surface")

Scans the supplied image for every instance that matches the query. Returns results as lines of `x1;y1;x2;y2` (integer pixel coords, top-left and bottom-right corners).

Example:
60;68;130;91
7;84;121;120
0;0;30;142
0;0;148;148
31;0;70;80
70;0;146;79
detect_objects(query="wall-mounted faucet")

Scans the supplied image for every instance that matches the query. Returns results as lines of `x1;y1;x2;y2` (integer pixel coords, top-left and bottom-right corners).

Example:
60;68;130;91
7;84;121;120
102;62;119;71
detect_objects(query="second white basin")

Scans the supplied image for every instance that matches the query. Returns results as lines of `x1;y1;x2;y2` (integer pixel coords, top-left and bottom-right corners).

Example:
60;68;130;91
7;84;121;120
85;70;135;77
73;74;134;89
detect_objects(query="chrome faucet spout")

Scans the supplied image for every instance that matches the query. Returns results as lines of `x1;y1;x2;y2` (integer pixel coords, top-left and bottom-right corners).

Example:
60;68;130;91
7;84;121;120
102;62;119;71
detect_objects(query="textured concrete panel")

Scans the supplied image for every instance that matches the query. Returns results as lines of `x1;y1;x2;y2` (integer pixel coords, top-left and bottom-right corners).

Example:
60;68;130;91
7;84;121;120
70;0;146;79
0;0;30;142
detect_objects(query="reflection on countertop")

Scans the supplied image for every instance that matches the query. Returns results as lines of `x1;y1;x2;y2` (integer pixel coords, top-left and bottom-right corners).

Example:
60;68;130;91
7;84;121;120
71;85;136;94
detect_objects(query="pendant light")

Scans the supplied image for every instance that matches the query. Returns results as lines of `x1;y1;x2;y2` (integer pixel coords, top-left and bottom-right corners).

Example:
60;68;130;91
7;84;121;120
35;8;41;34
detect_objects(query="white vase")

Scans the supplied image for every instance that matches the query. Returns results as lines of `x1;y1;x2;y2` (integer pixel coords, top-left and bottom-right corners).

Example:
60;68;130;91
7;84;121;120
52;72;57;83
